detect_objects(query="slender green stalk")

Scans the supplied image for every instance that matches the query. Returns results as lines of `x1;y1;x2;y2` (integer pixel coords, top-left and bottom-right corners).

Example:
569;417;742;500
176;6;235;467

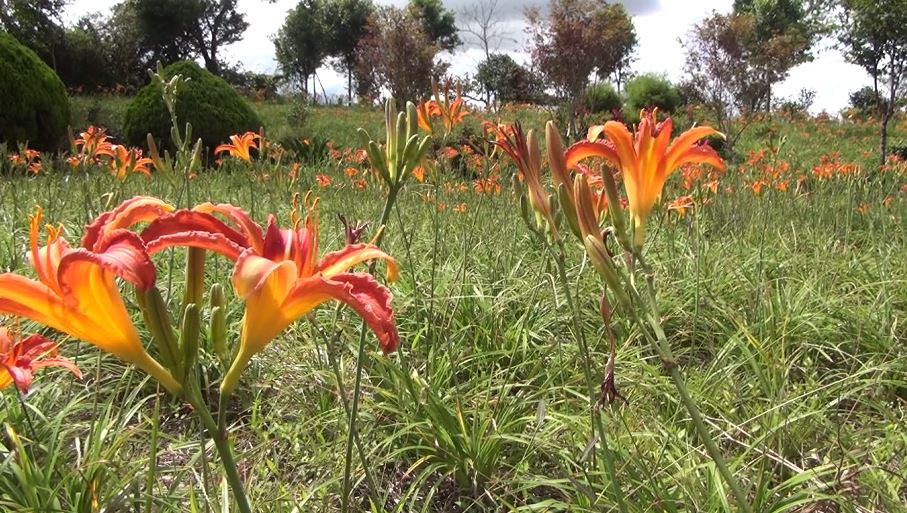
143;388;162;513
634;252;754;513
187;386;253;513
551;246;629;513
341;186;399;513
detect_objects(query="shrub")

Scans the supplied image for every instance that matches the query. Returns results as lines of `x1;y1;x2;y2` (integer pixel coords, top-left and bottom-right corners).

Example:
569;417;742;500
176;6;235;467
0;32;71;150
584;83;623;116
123;61;263;151
626;73;682;116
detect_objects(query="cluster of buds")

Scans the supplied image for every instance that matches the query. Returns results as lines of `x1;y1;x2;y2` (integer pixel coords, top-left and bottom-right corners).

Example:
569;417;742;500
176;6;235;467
357;99;432;192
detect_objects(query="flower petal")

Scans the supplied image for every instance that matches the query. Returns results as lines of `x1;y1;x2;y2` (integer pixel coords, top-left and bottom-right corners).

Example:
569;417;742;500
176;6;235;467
142;210;251;258
62;231;157;290
192;203;265;254
565;141;620;169
283;273;399;353
316;243;399;281
82;196;174;250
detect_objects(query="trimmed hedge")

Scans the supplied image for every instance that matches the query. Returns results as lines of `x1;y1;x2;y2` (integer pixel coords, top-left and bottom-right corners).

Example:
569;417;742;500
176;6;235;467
123;61;262;151
0;32;70;150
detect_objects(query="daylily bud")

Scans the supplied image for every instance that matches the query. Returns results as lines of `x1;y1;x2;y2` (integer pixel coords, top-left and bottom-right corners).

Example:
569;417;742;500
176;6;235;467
139;287;183;380
600;290;612;324
180;303;200;384
183;247;206;313
583;235;631;311
601;169;630;250
557;184;582;239
209;305;228;367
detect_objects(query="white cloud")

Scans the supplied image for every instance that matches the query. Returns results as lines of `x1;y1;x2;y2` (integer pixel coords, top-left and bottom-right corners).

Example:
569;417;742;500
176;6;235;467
65;0;870;112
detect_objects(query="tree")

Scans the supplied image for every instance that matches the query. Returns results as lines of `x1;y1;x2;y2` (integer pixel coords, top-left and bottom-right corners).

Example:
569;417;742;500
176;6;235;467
733;0;815;110
683;12;766;147
408;0;460;51
275;0;328;97
134;0;248;74
188;0;249;74
476;53;543;108
459;0;512;60
837;0;907;164
527;0;636;133
0;0;66;69
324;0;374;103
356;6;445;104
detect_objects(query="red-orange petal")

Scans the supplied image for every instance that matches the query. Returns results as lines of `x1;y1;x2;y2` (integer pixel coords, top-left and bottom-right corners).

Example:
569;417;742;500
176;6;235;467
565;140;620;169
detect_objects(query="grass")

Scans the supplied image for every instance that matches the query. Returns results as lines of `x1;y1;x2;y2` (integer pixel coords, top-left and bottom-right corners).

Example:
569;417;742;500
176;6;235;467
0;99;905;512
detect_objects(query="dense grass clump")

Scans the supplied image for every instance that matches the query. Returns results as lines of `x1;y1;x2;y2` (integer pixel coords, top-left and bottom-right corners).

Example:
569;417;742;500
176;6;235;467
123;61;262;151
0;32;70;150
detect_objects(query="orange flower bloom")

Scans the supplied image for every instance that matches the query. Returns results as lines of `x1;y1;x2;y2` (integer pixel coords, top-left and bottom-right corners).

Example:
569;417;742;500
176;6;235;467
856;202;870;214
453;202;468;213
750;180;768;196
214;132;259;162
566;110;724;248
0;198;179;392
344;166;358;178
883;195;895;208
0;328;81;392
494;123;558;237
412;165;425;182
315;173;332;187
141;196;399;395
666;195;695;217
110;145;154;180
703;179;720;194
416;100;439;133
355;178;368;189
73;126;115;163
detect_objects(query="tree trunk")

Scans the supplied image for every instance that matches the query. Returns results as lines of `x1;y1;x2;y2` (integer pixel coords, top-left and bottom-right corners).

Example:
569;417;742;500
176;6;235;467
348;67;353;106
880;114;890;166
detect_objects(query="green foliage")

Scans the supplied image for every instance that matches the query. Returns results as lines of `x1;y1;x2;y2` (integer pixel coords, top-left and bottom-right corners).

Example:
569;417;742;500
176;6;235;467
275;0;328;93
584;82;623;115
0;32;70;150
625;73;682;115
0;0;65;65
324;0;374;100
407;0;460;51
476;53;544;105
122;61;262;151
848;86;880;117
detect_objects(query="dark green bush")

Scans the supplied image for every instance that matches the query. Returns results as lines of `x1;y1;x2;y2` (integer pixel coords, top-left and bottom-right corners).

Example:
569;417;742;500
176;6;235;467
626;73;682;117
0;32;71;150
584;83;623;116
123;61;262;151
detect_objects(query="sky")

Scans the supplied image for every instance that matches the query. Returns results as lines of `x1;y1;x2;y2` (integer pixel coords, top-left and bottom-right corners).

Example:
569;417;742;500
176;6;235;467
64;0;869;113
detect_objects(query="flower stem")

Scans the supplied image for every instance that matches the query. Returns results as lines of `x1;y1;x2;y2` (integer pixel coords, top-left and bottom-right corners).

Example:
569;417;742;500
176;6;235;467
341;186;399;513
634;252;753;513
187;386;253;513
552;246;628;513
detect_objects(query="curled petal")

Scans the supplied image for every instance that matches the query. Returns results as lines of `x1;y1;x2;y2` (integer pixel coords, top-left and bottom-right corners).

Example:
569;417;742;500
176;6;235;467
231;251;297;301
146;232;244;261
192;203;265;253
142;210;252;258
566;141;620;169
316;244;399;281
61;231;157;290
664;126;724;172
283;273;398;353
82;196;174;250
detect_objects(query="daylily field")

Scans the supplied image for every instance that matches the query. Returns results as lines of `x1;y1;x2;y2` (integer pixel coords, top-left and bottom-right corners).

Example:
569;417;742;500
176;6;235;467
0;91;905;513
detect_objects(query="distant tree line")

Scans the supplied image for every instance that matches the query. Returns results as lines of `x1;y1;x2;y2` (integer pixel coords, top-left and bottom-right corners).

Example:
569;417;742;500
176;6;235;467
2;0;906;162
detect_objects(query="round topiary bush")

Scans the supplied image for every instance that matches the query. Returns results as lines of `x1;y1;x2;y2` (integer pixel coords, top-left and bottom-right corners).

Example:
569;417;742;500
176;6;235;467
123;61;262;151
626;73;682;116
0;32;70;150
585;83;623;116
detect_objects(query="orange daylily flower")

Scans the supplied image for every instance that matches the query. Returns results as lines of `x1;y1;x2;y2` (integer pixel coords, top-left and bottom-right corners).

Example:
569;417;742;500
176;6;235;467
0;197;179;392
432;79;468;133
566;110;725;248
666;195;695;217
73;125;115;162
0;327;81;392
141;196;399;395
214;132;259;162
110;145;154;180
315;173;331;187
416;100;439;134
